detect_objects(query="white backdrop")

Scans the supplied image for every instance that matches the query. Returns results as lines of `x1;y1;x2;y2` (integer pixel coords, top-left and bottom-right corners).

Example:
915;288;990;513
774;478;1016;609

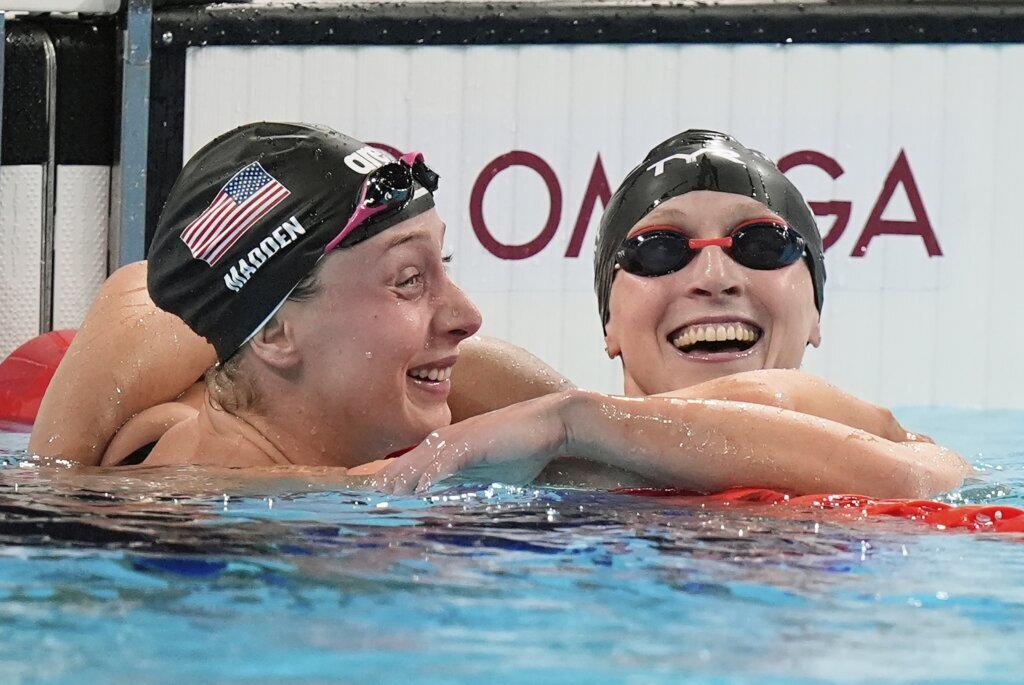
0;166;109;357
184;43;1024;408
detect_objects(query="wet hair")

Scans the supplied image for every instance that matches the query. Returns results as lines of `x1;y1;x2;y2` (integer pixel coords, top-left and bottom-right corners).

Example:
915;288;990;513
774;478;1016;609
594;129;826;329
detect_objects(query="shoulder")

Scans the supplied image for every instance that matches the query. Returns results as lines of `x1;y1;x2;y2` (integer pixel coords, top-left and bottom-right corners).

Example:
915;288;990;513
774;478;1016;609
142;406;279;468
134;412;203;466
100;401;198;466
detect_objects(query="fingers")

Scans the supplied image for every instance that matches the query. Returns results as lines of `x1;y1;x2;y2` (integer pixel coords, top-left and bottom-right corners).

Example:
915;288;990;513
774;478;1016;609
375;459;448;495
372;442;454;495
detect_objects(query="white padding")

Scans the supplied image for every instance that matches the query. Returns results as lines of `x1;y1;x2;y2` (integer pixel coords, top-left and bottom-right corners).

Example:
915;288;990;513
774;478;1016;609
4;1;119;12
0;166;43;359
53;166;109;330
185;43;1024;407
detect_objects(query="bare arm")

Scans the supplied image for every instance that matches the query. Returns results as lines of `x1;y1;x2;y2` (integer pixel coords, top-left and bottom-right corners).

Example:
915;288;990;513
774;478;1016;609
377;390;969;498
660;369;927;443
562;392;965;497
28;258;566;465
447;335;574;422
28;261;215;464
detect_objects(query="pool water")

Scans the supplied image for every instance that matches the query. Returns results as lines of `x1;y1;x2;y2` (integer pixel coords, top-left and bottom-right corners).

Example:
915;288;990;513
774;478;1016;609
1;408;1023;684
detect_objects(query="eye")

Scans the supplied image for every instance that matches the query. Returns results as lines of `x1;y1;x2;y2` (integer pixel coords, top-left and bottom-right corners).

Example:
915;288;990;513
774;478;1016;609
397;271;423;289
442;252;454;265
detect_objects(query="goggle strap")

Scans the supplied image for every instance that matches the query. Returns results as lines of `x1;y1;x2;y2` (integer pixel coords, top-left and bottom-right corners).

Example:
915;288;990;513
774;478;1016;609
688;237;733;249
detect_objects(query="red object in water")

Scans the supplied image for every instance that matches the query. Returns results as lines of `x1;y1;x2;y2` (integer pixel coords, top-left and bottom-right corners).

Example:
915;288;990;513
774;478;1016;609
618;486;1024;534
0;330;76;428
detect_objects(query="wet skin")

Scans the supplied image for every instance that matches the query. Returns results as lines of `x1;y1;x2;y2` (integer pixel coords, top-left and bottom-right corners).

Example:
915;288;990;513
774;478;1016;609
604;191;822;396
276;208;483;462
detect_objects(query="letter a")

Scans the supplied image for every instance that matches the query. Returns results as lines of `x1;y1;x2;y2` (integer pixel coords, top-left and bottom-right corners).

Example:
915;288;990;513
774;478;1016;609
851;150;943;257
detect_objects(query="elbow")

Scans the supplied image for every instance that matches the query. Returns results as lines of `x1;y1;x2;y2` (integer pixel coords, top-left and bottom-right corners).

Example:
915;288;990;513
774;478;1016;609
892;446;970;499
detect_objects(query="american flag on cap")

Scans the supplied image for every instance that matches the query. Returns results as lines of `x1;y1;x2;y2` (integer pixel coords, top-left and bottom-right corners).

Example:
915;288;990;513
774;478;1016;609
180;162;291;266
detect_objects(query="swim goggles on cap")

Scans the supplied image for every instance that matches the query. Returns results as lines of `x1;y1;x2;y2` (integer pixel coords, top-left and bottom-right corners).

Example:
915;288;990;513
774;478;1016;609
324;151;439;253
615;219;806;278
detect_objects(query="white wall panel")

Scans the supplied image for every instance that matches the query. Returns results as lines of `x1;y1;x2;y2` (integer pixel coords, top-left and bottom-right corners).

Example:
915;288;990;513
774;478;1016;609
185;43;1024;408
0;165;109;358
0;166;43;359
53;166;109;330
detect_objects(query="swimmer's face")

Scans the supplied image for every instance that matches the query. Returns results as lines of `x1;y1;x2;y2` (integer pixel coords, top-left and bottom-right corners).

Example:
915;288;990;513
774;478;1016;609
282;208;482;462
604;191;821;396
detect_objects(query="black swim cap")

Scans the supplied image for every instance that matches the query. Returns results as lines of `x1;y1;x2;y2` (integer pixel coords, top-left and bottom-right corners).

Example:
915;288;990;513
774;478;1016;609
594;129;825;328
148;121;435;361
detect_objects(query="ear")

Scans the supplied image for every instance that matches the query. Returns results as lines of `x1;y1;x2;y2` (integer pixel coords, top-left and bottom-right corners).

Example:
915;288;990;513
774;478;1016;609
807;315;822;348
248;315;302;369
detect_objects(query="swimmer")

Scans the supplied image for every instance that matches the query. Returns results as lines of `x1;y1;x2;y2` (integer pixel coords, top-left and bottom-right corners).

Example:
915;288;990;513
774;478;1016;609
29;122;569;469
31;127;967;497
377;130;970;497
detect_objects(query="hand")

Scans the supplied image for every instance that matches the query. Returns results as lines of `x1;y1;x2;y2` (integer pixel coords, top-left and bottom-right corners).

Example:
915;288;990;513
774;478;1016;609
373;393;573;494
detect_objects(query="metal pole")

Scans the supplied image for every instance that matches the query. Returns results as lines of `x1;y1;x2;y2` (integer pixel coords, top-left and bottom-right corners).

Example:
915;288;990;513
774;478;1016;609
0;13;6;165
39;28;57;334
109;0;151;270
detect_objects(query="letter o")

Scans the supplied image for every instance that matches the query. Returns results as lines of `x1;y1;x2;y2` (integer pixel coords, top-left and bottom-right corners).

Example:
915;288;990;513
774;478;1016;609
344;151;377;174
470;151;563;260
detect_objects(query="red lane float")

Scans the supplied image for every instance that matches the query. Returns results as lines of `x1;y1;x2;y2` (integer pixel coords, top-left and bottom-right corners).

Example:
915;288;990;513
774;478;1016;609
0;330;76;428
618;486;1024;534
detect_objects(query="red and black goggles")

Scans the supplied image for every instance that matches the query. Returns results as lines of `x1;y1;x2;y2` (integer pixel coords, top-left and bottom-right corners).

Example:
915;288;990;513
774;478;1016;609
615;219;806;278
324;151;440;253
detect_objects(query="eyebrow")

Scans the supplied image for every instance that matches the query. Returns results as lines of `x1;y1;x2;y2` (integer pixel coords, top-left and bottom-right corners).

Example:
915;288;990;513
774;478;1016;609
382;222;447;251
643;207;690;226
383;230;429;251
630;208;783;237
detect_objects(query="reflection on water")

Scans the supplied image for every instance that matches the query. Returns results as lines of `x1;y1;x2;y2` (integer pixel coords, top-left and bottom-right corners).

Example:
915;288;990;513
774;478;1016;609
0;407;1022;684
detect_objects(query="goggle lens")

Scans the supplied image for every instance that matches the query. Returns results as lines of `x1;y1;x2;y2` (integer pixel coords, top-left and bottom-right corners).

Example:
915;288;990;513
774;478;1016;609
616;221;805;277
730;223;805;270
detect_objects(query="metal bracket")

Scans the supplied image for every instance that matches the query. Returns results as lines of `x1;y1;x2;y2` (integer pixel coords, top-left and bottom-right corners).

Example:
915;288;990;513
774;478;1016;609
109;0;151;270
39;27;58;335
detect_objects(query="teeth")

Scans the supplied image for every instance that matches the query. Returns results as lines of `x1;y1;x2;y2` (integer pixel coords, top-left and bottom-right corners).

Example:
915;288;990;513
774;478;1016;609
409;366;453;381
671;322;761;350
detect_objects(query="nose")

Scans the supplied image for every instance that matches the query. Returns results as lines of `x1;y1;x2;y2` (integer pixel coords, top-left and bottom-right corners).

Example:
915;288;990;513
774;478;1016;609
437;274;482;342
682;245;745;300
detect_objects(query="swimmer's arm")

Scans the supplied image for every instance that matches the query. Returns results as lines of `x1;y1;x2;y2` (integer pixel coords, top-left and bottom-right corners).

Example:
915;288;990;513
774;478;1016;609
659;369;930;443
377;390;969;498
29;261;216;465
99;402;199;466
447;335;575;423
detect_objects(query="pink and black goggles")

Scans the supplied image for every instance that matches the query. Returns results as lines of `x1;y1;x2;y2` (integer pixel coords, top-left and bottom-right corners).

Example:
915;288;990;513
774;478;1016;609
324;151;439;253
616;219;806;278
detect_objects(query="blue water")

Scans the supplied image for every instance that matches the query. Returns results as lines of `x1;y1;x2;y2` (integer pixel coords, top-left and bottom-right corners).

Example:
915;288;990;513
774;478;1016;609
1;408;1023;684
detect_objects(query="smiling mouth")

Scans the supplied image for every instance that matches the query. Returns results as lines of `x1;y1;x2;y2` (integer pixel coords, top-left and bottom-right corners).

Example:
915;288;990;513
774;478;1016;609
407;365;454;383
669;322;762;355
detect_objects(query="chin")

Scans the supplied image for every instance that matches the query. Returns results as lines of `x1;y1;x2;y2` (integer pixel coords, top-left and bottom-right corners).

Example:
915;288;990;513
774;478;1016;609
404;408;451;443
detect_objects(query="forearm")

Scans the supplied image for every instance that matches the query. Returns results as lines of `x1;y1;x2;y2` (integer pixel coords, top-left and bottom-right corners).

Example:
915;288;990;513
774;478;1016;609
561;391;968;498
448;335;574;423
661;369;917;442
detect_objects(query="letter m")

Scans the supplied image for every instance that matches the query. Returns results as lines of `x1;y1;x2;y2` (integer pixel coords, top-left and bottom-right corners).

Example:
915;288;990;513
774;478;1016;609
224;267;247;292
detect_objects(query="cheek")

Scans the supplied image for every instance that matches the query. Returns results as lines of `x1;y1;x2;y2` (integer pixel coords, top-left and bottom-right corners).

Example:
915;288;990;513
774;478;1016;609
609;278;667;332
754;270;817;336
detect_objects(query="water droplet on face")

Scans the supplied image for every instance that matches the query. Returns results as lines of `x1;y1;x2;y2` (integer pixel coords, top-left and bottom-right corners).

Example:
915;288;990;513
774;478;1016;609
365;351;373;359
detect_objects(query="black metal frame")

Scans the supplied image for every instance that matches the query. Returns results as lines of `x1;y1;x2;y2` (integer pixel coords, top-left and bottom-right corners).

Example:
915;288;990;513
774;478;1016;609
1;18;116;167
136;1;1024;244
